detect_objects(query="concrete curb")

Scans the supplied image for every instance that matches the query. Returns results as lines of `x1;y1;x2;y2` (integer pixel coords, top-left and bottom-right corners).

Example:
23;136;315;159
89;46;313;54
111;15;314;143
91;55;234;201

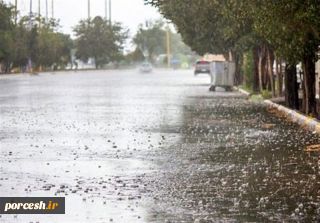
236;87;320;134
264;100;320;134
233;87;251;96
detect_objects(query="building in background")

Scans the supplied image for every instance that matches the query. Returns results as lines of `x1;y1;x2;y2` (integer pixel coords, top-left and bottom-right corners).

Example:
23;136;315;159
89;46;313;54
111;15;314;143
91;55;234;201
202;54;226;62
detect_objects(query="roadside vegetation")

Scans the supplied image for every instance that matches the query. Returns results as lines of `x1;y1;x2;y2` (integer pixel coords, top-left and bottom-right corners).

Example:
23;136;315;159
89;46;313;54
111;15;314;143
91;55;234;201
0;2;72;73
131;19;195;65
0;1;194;73
146;0;320;117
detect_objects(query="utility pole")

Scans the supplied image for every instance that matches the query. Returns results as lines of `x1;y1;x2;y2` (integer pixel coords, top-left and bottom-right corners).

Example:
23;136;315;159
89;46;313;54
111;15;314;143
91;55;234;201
30;0;33;16
166;28;171;68
51;0;54;18
29;0;33;28
38;0;40;16
38;0;41;28
14;0;17;24
88;0;90;19
46;0;48;20
109;0;111;24
105;0;108;20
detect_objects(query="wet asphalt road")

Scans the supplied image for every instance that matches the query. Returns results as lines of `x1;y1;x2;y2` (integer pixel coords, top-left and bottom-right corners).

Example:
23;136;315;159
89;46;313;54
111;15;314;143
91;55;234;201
0;69;320;223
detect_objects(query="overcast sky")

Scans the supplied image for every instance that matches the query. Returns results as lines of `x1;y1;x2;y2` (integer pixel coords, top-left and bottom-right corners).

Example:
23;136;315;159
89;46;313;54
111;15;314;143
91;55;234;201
5;0;162;36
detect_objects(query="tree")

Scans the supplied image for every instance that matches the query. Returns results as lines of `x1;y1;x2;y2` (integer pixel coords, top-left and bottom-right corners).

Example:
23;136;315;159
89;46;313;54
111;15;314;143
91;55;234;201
252;0;320;115
170;32;193;56
0;1;14;72
9;21;29;70
133;20;166;62
146;0;254;84
74;16;128;69
125;47;145;63
147;0;320;116
132;19;193;65
0;4;73;74
37;19;73;69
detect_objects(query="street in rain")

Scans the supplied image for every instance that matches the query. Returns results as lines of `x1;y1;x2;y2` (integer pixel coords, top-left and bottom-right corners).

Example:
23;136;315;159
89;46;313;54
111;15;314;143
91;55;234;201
1;0;320;222
1;70;320;222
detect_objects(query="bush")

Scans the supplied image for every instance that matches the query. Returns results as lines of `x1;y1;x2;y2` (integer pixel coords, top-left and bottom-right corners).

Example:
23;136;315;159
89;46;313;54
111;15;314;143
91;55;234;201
261;90;272;99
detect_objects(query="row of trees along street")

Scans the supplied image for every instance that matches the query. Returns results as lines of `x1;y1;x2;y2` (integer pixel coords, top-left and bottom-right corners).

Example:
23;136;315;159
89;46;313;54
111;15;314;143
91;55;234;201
0;1;195;73
0;1;127;72
0;2;72;73
146;0;320;118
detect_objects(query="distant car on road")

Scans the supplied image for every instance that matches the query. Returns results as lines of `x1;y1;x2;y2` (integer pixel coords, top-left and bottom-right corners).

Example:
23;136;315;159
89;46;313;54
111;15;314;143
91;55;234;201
171;58;181;69
139;62;153;73
194;60;210;75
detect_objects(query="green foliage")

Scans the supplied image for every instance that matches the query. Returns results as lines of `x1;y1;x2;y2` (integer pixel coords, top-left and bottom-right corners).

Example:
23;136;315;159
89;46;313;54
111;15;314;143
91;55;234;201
261;90;272;99
170;32;193;56
0;1;14;66
37;28;72;68
9;20;29;67
132;19;193;64
147;0;320;63
0;1;73;72
146;0;254;56
250;94;264;102
146;0;320;110
133;20;166;61
74;16;128;68
125;48;145;63
251;0;320;64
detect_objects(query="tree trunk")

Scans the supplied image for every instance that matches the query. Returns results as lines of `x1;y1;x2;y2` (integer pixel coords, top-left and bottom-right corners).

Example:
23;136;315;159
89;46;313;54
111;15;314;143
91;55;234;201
233;52;242;86
302;54;317;116
285;64;299;110
276;58;283;97
94;57;99;69
253;47;260;93
258;47;263;93
302;73;306;113
263;54;268;90
5;61;11;74
257;44;269;92
267;48;275;97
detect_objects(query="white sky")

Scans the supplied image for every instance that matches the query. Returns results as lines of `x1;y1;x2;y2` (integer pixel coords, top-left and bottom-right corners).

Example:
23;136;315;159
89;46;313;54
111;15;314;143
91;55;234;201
5;0;162;37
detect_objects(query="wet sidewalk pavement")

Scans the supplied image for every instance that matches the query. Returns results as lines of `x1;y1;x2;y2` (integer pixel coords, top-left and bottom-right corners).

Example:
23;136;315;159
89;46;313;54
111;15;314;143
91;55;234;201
0;70;320;222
